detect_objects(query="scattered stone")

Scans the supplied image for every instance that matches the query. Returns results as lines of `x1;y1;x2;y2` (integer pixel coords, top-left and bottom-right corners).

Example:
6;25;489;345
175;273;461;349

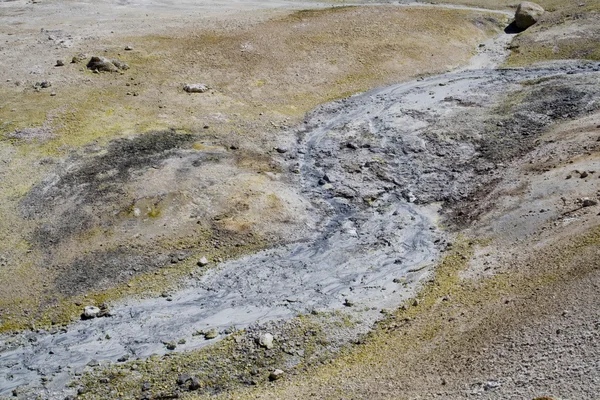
117;354;129;362
141;381;151;391
86;56;118;72
275;146;288;154
176;374;191;385
165;342;177;350
197;256;209;266
86;56;128;72
412;299;420;307
125;45;133;51
514;2;545;30
111;59;129;71
97;303;112;317
55;59;64;67
189;376;201;390
582;198;598;207
580;171;589;178
258;333;274;349
178;338;186;344
204;329;218;340
184;84;209;93
81;306;100;319
39;81;51;89
483;380;501;391
343;298;354;307
71;53;87;63
269;369;284;381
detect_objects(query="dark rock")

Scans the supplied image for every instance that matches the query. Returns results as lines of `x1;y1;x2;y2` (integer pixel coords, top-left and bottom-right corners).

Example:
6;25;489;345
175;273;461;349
176;374;191;385
269;369;284;381
189;377;201;390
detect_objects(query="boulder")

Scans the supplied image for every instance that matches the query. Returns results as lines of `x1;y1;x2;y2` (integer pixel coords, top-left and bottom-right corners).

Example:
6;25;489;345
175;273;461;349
514;2;545;30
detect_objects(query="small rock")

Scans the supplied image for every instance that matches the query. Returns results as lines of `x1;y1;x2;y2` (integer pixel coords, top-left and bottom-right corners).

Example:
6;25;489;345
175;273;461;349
166;342;177;350
483;380;501;391
176;374;191;385
71;53;87;63
50;92;56;96
412;299;420;307
82;306;100;319
55;59;64;67
344;298;354;307
197;257;209;267
111;59;129;71
204;329;218;340
582;198;598;207
184;84;209;93
269;369;284;381
125;45;133;51
514;2;545;30
275;146;288;154
87;56;119;72
258;333;274;349
580;171;589;178
141;381;151;391
117;354;129;362
189;376;201;390
39;81;51;88
178;338;186;344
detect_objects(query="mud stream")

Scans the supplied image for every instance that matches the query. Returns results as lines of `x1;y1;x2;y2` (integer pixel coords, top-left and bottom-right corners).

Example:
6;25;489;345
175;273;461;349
2;18;600;398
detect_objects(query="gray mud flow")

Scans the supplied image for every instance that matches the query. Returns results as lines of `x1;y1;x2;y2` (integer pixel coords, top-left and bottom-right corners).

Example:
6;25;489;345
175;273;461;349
2;59;600;398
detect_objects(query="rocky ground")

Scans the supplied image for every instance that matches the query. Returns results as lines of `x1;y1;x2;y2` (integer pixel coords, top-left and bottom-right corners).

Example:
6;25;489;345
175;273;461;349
1;0;600;399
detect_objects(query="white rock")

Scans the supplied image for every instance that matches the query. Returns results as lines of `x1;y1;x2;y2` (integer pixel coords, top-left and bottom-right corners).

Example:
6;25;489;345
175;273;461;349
184;84;209;93
515;2;545;30
83;306;100;318
258;333;274;349
198;257;209;266
269;369;284;381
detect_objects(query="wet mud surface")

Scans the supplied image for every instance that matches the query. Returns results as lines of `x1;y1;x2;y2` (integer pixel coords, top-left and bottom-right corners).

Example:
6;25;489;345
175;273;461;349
1;60;600;398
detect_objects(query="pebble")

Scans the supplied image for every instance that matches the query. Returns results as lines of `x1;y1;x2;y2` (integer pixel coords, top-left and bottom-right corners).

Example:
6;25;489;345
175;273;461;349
258;333;274;349
269;369;284;381
55;59;64;67
204;329;218;339
166;342;177;350
198;256;209;266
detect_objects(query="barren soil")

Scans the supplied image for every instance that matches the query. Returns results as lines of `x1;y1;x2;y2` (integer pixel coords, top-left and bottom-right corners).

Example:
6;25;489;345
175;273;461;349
1;0;600;399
